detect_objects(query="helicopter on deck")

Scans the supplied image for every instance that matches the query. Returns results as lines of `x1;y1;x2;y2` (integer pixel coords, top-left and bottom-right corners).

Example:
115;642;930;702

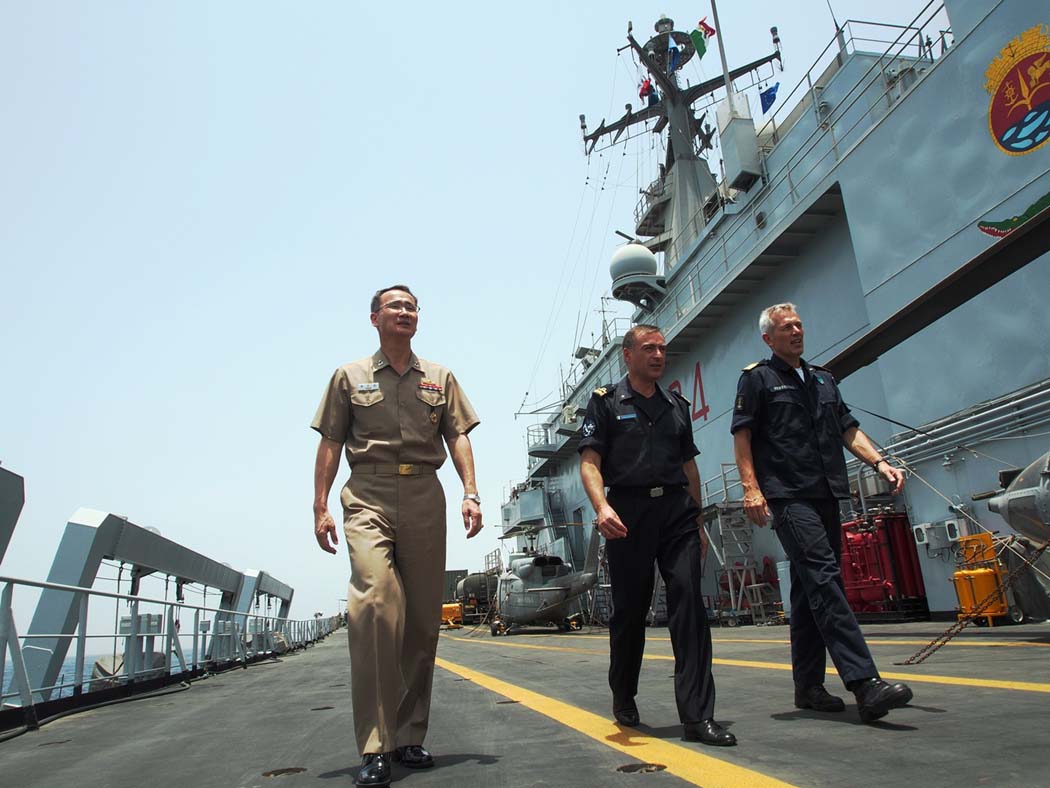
490;524;602;636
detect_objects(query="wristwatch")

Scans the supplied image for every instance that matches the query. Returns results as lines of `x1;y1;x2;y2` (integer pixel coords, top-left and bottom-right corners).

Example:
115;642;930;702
873;458;887;469
463;493;482;504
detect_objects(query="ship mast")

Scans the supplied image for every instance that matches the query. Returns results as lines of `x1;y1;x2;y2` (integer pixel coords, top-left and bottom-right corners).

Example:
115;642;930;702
581;16;780;264
709;0;737;115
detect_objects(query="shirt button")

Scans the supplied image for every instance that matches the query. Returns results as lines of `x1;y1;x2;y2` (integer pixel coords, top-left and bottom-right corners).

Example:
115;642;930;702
399;401;405;406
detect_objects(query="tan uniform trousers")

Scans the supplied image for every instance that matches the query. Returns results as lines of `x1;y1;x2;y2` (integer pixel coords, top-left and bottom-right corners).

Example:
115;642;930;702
341;472;446;755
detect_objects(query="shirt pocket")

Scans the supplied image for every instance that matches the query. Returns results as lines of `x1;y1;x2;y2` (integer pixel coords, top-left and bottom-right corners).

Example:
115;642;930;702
768;390;806;409
350;389;386;437
815;383;836;405
415;389;447;429
767;390;808;429
610;411;644;454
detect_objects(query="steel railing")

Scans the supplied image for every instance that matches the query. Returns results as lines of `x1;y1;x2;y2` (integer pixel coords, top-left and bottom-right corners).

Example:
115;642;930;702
0;575;340;720
651;4;951;332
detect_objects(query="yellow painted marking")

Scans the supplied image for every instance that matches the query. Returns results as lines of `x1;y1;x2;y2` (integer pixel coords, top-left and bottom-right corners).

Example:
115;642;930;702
435;655;798;788
876;672;1050;694
442;635;1050;694
550;633;1050;649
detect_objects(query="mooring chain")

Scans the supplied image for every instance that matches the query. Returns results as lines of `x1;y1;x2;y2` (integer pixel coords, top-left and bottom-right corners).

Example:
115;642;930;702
895;541;1050;665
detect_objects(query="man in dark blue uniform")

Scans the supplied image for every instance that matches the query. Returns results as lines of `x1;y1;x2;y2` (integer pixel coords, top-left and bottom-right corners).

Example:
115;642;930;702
579;324;735;747
731;303;913;723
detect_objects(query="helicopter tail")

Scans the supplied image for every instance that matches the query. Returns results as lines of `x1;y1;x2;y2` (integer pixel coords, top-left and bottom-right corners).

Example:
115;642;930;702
583;524;602;576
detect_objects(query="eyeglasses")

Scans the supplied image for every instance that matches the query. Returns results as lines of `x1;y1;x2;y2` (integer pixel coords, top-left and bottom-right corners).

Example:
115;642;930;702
380;300;419;314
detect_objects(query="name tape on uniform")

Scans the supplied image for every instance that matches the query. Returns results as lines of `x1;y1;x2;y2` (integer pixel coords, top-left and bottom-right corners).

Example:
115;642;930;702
356;382;380;392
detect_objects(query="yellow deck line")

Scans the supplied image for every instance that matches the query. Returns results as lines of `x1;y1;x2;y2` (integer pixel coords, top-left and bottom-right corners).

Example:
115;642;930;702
435;655;798;788
551;633;1050;649
441;634;1050;694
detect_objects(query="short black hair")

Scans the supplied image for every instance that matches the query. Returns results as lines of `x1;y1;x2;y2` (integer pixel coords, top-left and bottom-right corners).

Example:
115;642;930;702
370;285;419;314
623;324;661;349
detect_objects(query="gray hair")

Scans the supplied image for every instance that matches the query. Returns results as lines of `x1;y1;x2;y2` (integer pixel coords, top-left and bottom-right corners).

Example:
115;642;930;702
759;303;798;336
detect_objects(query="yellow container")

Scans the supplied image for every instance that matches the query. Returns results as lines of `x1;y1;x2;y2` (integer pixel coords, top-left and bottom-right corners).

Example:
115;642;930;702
441;602;463;625
957;533;996;565
952;567;1007;619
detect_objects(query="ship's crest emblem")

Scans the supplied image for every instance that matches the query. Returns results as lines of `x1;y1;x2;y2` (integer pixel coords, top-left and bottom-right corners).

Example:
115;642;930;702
985;24;1050;156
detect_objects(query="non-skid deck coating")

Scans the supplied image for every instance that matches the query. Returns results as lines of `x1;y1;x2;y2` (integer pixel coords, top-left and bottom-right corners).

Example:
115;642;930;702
2;621;1049;787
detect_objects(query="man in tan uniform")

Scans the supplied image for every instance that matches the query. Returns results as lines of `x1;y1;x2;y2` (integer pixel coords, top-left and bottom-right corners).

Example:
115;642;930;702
311;284;482;788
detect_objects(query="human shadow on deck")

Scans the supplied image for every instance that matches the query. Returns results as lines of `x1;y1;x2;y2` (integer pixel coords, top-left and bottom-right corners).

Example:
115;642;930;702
317;754;499;780
770;709;918;730
631;721;737;740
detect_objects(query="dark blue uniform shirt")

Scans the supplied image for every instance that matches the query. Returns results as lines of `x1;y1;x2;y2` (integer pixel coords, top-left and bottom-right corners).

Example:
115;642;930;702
578;375;699;487
729;355;859;500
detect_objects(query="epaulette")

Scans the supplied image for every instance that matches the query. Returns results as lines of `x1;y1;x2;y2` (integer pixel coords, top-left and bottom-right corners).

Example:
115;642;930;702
670;388;690;405
742;360;768;372
593;385;612;397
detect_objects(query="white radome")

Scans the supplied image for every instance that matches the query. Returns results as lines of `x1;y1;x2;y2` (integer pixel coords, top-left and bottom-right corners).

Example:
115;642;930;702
610;242;658;281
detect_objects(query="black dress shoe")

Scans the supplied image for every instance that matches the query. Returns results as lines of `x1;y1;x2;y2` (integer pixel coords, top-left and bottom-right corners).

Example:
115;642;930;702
613;698;640;727
795;684;846;712
395;745;434;769
682;719;737;746
853;678;913;723
355;753;391;787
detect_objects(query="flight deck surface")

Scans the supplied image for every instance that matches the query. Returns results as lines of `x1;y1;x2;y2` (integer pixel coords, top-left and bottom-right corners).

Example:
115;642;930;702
4;621;1049;787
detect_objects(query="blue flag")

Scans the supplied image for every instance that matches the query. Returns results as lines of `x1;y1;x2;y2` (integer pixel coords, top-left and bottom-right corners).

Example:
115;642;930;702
667;34;680;72
760;82;780;113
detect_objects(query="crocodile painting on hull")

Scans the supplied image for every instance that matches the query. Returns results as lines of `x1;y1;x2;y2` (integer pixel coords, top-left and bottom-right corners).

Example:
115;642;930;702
977;190;1050;237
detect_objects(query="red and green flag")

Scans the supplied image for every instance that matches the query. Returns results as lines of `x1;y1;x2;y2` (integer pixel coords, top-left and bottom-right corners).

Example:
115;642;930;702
690;16;717;60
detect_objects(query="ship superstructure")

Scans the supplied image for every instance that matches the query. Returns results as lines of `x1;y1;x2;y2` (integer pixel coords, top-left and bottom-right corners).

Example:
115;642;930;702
502;0;1050;621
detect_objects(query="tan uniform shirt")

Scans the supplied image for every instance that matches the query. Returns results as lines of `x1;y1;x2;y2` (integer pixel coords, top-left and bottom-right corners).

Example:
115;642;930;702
311;350;479;467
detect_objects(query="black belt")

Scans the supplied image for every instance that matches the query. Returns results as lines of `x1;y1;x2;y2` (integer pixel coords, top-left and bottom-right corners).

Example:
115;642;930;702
608;485;684;498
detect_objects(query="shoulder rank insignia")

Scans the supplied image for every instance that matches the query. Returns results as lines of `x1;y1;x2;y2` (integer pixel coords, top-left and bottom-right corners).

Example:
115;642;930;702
742;360;766;372
419;379;443;393
594;386;610;397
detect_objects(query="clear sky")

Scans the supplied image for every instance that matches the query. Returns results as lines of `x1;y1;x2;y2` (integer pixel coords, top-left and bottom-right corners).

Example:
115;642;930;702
1;0;935;628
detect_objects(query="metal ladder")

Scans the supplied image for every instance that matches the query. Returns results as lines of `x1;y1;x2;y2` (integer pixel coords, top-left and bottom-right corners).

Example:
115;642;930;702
714;502;758;624
588;543;614;625
648;570;668;626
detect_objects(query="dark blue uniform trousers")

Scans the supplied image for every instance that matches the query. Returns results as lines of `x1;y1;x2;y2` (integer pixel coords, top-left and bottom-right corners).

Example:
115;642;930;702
770;499;878;689
605;488;715;723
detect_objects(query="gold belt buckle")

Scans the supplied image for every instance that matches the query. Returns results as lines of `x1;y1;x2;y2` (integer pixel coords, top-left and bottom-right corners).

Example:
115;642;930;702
398;464;414;476
649;486;664;498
